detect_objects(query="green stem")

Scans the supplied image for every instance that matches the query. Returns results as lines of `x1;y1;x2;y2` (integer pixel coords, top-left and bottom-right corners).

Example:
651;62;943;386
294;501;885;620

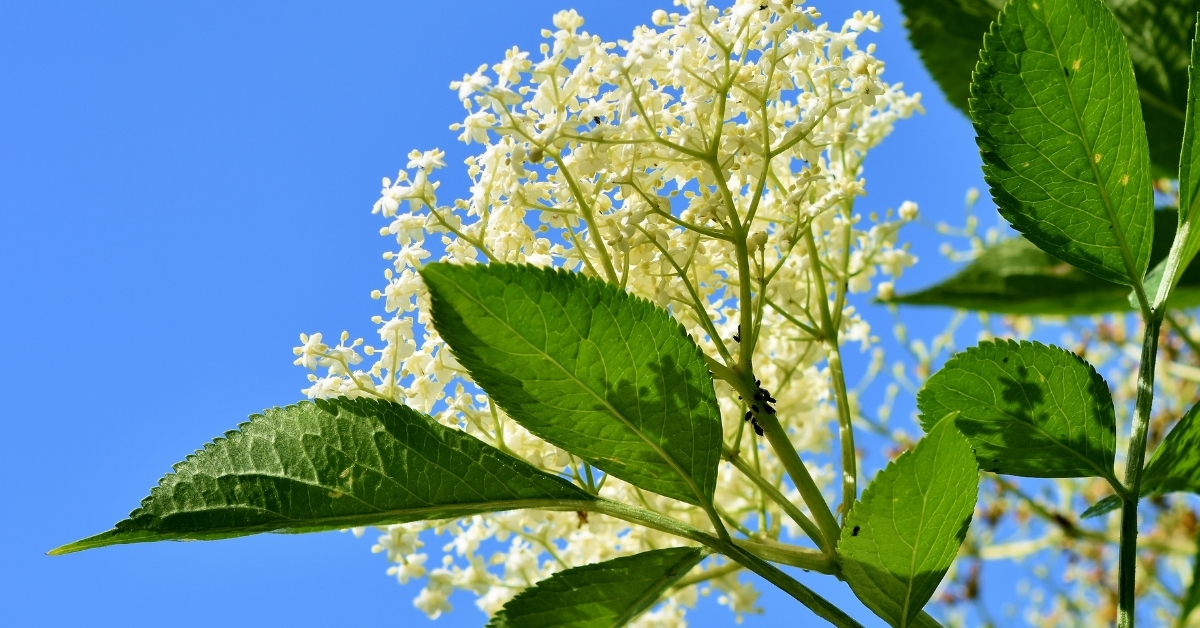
587;498;862;627
672;561;743;589
754;411;843;549
733;538;835;573
1117;314;1163;628
804;226;857;511
724;444;829;554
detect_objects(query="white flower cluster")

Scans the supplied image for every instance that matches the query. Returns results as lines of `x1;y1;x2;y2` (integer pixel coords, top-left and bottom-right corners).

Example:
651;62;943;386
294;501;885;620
295;0;920;623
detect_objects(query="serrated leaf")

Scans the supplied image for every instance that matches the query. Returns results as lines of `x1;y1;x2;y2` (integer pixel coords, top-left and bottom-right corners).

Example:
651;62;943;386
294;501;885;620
51;398;592;555
839;419;978;628
1083;396;1200;518
487;547;706;628
422;263;722;507
898;0;1196;176
918;340;1117;480
970;0;1154;286
893;210;1200;315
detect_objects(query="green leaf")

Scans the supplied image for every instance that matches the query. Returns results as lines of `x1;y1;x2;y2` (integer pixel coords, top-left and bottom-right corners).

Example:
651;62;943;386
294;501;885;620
50;398;592;555
898;0;1196;176
1181;528;1200;625
918;339;1118;480
487;547;706;628
895;0;1004;112
1080;494;1121;518
1139;393;1200;495
971;0;1154;286
1151;19;1200;306
893;210;1200;315
1083;394;1200;517
891;235;1136;315
1083;395;1200;518
1108;0;1198;178
422;263;723;507
839;419;978;628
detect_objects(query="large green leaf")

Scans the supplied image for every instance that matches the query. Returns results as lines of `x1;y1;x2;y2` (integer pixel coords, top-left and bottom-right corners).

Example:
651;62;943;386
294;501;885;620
918;340;1118;480
51;398;592;555
422;263;723;507
839;419;978;628
971;0;1154;286
893;210;1200;314
898;0;1196;176
487;547;706;628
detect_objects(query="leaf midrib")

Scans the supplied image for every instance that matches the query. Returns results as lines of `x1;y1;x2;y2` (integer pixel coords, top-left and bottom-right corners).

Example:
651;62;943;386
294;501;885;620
445;273;710;506
59;498;600;554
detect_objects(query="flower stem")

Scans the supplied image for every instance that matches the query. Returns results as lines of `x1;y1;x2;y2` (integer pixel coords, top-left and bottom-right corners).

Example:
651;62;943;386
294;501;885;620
587;498;862;627
1117;314;1162;628
754;412;843;549
804;226;857;511
724;444;829;554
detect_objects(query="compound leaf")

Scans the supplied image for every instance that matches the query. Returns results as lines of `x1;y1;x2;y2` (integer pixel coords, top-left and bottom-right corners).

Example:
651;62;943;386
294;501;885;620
971;0;1154;286
839;419;978;628
51;398;591;555
422;263;722;507
918;340;1117;480
487;547;706;628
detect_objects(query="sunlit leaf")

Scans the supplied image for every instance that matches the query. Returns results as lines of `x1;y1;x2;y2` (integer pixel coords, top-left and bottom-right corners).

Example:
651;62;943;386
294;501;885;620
422;263;723;507
919;340;1117;480
51;398;592;555
971;0;1154;285
839;419;978;628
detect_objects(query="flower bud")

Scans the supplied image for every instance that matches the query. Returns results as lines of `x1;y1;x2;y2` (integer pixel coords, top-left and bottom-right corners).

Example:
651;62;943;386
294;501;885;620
749;231;769;251
877;281;894;302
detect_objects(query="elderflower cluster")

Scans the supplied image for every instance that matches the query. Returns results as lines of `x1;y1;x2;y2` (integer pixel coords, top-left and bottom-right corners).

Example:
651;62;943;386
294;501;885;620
294;1;921;623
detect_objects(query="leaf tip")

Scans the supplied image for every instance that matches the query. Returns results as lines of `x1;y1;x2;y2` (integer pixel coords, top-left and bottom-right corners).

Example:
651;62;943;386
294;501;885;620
47;530;121;556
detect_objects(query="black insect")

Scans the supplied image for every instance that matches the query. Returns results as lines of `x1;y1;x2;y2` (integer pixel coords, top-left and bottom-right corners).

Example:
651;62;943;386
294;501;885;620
851;525;861;537
733;325;742;343
593;116;602;124
759;4;768;9
752;420;764;436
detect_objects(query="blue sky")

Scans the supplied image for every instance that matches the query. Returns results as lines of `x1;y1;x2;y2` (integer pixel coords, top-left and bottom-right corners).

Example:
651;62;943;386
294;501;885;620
1;1;993;626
